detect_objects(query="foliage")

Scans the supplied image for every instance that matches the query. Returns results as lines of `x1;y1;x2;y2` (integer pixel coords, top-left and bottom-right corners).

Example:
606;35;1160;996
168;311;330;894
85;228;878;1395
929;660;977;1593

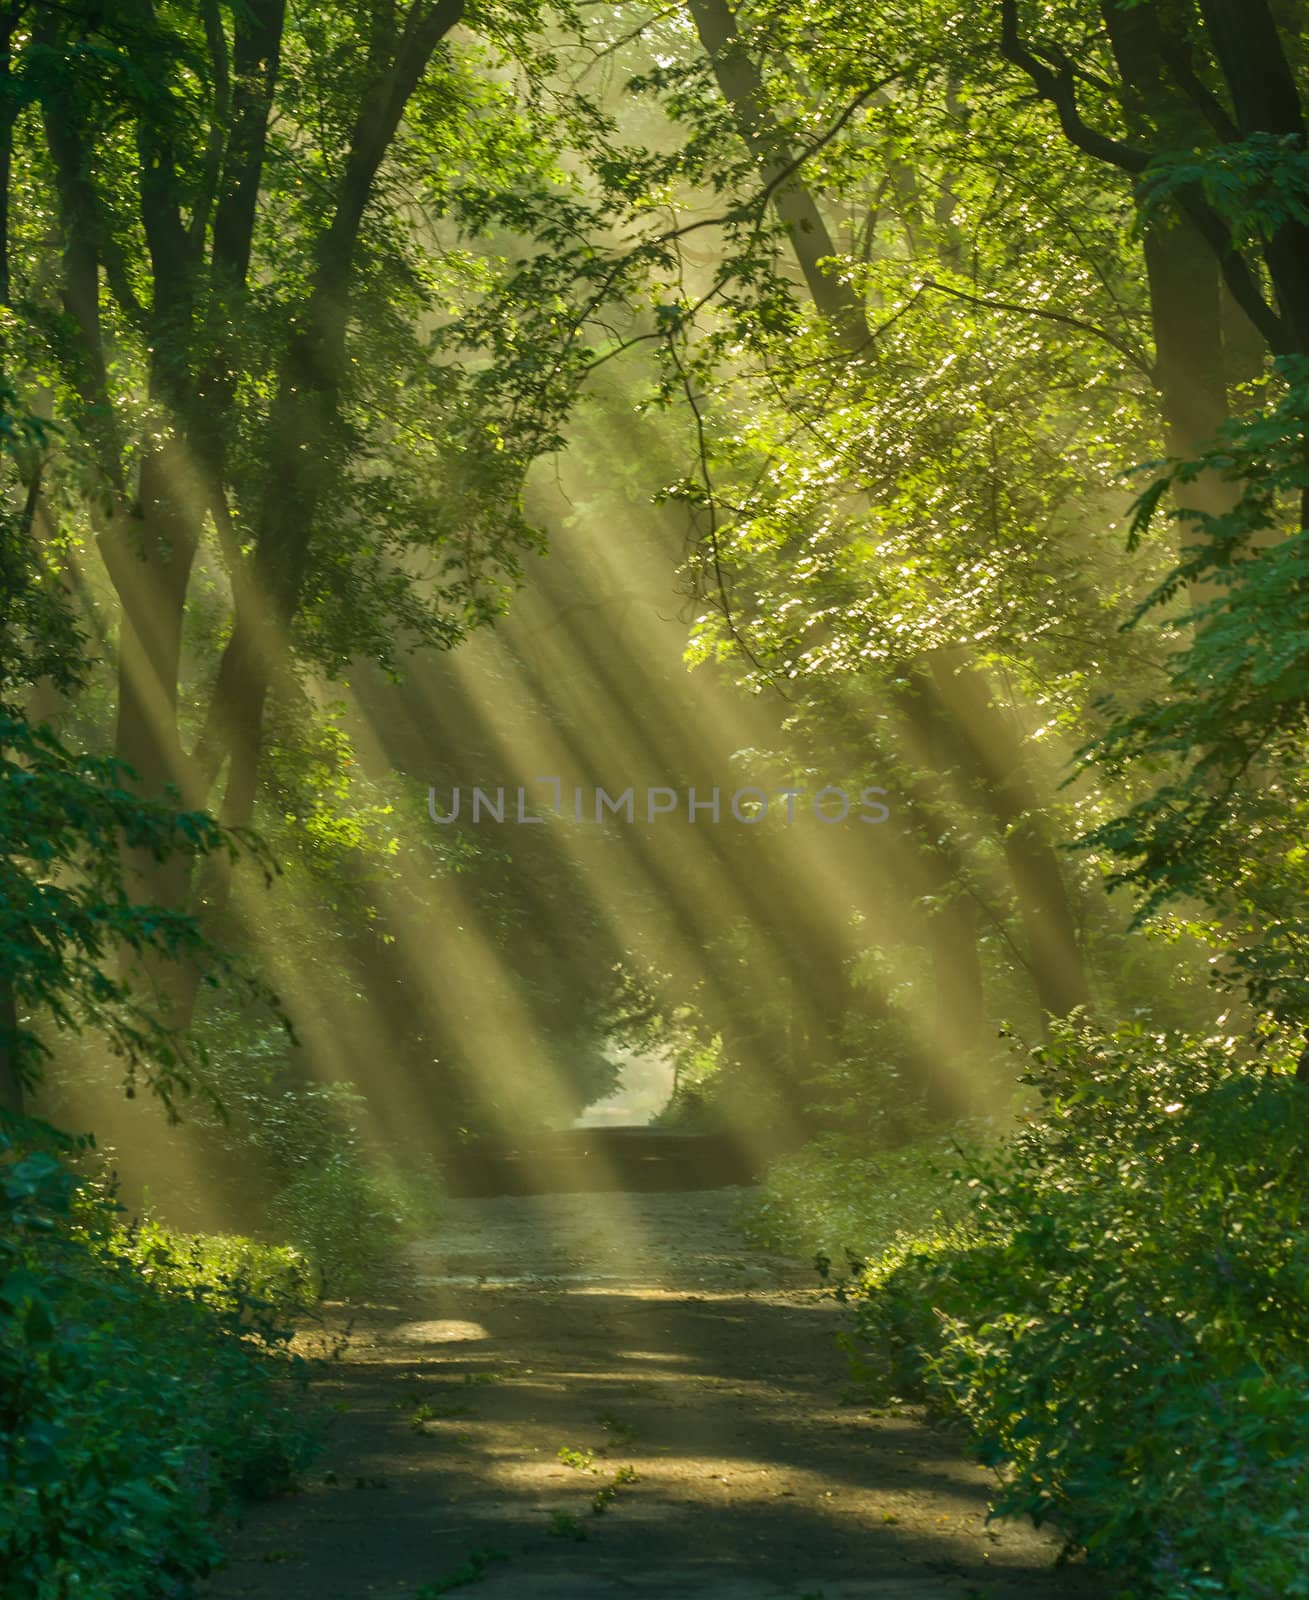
266;1147;435;1300
43;1011;444;1294
1140;134;1309;250
10;0;663;779
1075;357;1309;1021
0;393;78;710
841;1018;1309;1596
0;1119;317;1600
416;1548;508;1595
649;1029;726;1130
114;1219;317;1324
1;0;674;1132
742;1127;978;1266
178;1030;444;1296
0;713;277;1107
565;0;1175;1106
0;385;277;1115
591;1464;640;1515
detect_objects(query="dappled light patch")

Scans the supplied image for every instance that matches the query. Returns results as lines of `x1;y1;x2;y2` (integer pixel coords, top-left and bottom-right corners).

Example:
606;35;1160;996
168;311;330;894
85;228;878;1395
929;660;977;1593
384;1318;493;1345
612;1348;697;1364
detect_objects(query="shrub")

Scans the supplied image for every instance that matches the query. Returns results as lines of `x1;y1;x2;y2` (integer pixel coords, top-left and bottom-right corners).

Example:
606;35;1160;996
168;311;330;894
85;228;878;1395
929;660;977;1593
266;1148;439;1298
0;1119;318;1600
741;1126;983;1265
842;1019;1309;1598
115;1219;317;1323
155;1025;445;1295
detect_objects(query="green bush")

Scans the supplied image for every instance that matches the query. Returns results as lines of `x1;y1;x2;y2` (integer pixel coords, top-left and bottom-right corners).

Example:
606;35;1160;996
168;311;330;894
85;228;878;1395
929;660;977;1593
173;1025;445;1295
267;1147;441;1298
115;1219;317;1323
46;1018;446;1298
0;1120;318;1600
741;1127;984;1265
843;1019;1309;1598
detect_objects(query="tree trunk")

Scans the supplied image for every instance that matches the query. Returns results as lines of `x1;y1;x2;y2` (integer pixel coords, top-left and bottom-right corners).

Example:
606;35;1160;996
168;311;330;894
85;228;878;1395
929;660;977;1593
199;0;466;845
1100;2;1241;604
0;974;22;1118
691;0;1092;1037
924;658;1092;1019
1197;0;1309;352
687;0;869;352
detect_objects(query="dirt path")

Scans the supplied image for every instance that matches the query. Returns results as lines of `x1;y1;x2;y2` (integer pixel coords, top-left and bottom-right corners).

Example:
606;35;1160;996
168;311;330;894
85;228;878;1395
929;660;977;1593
201;1189;1103;1600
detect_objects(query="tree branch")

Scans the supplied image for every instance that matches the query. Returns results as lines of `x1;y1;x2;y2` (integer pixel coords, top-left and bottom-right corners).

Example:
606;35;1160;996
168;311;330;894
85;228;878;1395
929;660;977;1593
919;275;1155;378
999;0;1151;176
189;0;230;253
1000;0;1288;355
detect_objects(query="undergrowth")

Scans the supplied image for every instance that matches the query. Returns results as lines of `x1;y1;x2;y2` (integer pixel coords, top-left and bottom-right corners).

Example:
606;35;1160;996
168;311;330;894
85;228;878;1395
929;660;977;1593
195;1056;445;1297
840;1018;1309;1598
0;1118;320;1600
741;1125;984;1266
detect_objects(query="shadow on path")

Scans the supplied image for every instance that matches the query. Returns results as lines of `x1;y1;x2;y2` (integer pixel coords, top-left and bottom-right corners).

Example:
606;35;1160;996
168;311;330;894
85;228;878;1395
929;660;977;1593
200;1191;1105;1600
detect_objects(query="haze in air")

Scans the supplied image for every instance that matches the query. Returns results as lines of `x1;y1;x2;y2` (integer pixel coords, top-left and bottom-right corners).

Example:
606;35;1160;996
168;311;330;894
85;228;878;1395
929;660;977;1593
2;3;1307;1597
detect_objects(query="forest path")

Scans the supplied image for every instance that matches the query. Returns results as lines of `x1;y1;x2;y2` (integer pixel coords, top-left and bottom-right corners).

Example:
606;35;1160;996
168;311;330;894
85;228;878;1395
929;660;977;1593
200;1189;1104;1600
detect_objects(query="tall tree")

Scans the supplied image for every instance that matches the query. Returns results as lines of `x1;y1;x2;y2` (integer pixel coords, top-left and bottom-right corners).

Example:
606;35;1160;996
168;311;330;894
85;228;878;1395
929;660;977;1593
680;0;1094;1054
14;1;636;1030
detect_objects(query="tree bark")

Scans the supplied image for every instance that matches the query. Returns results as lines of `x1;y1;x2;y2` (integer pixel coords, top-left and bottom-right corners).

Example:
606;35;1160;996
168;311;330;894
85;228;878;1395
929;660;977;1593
687;0;869;352
1008;0;1309;362
0;975;22;1119
1197;0;1309;352
1099;1;1242;605
200;1;466;845
925;657;1092;1018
